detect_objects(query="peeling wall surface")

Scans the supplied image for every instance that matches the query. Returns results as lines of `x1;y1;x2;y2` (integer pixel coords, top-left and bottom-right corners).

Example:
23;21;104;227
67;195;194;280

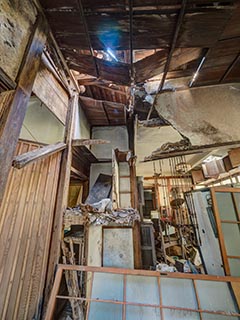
0;0;37;81
155;83;240;145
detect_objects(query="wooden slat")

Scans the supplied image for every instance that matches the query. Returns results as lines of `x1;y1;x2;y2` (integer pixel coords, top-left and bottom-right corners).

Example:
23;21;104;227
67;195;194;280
12;142;66;169
44;92;78;310
72;139;110;146
33;62;69;124
0;15;48;207
0;141;61;319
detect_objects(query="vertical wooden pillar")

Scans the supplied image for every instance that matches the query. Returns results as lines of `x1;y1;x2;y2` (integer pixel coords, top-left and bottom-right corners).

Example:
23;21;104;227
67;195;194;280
0;15;48;206
129;157;138;209
44;92;79;308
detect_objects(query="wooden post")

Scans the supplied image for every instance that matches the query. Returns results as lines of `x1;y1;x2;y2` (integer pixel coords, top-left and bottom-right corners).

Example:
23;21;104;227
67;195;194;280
0;15;48;206
44;92;79;310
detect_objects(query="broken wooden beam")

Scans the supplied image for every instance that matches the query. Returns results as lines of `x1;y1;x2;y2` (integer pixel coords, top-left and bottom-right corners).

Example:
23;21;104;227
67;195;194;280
72;139;110;147
12;142;66;169
144;140;240;162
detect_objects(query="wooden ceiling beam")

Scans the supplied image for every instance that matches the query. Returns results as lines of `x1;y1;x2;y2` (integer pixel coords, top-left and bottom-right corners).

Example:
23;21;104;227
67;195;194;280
147;0;187;120
220;52;240;83
72;139;110;147
144;140;240;162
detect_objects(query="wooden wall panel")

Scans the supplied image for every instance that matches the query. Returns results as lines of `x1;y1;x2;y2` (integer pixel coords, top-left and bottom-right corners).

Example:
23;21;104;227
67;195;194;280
33;63;68;124
0;140;61;320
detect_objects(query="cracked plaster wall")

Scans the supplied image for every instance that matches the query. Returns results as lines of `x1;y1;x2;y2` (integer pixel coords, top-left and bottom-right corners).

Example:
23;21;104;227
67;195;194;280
0;0;37;81
155;83;240;145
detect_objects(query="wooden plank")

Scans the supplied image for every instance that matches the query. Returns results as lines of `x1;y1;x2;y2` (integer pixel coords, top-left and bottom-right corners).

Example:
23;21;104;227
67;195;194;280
85;173;112;204
228;147;240;168
0;141;61;319
44;93;78;311
57;264;240;282
72;139;110;146
231;282;240;309
0;15;48;207
33;62;69;124
44;267;63;320
12;142;66;169
132;221;142;269
144;140;240;162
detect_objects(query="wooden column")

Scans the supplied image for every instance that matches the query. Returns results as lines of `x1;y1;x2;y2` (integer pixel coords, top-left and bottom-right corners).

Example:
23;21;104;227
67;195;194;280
44;92;79;309
0;15;48;206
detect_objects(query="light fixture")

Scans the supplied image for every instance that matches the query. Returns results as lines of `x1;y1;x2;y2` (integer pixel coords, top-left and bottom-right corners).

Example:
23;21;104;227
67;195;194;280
189;56;206;87
107;48;118;62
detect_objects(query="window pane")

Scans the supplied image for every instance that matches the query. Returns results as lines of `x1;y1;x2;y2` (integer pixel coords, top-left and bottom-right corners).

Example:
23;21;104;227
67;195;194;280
202;313;237;320
221;223;240;256
195;281;238;313
126;275;159;304
229;258;240;277
89;302;122;320
161;278;197;309
233;193;240;218
91;273;123;300
126;306;161;320
215;192;237;221
163;309;200;320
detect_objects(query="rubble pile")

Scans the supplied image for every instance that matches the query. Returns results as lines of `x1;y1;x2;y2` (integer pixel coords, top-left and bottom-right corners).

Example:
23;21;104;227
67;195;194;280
64;199;140;227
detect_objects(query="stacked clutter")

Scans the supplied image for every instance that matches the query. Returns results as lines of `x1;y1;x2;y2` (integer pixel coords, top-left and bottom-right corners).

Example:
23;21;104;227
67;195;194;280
64;198;140;227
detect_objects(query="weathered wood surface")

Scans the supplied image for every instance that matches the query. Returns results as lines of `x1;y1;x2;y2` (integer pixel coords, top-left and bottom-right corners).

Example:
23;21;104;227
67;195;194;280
44;93;78;313
33;62;68;124
144;141;240;162
0;15;48;207
12;142;66;169
72;138;110;147
0;140;61;320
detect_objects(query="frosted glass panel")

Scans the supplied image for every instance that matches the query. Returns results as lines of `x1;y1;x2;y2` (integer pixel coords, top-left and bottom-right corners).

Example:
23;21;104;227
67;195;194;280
163;309;200;320
88;302;122;320
161;278;197;309
126;275;159;304
103;228;134;268
91;273;123;300
233;192;240;215
126;306;161;320
229;258;240;277
195;281;238;313
221;223;240;256
202;313;237;320
216;192;237;221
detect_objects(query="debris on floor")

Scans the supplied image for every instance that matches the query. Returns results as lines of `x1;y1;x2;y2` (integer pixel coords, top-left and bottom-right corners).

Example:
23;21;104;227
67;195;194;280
64;199;141;227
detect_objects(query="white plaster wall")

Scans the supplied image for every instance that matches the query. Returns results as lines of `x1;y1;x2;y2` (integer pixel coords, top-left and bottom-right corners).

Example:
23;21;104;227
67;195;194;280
74;104;90;140
20;97;65;144
88;225;103;267
136;125;182;177
91;126;129;159
155;83;240;145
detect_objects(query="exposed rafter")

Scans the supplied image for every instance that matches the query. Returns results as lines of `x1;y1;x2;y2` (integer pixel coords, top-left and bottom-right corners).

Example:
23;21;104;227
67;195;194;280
147;0;187;120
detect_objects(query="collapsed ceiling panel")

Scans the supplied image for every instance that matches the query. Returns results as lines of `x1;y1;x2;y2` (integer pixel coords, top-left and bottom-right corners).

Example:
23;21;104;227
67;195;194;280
39;0;240;124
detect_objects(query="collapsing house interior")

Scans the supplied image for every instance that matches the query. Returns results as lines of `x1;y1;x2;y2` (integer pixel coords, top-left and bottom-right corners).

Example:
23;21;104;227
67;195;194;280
1;0;240;319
